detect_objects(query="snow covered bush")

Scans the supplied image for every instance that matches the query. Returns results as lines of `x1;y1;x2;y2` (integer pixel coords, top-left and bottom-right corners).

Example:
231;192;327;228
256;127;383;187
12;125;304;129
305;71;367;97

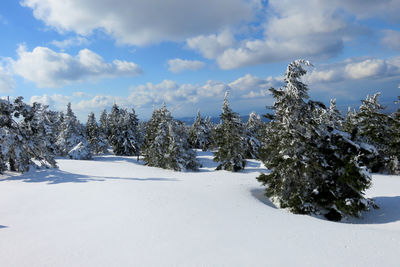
257;60;374;221
213;92;246;172
68;141;92;160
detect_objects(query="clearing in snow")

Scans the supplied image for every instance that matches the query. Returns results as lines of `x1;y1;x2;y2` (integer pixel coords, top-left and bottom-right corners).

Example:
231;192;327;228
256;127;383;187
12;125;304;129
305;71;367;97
0;151;399;266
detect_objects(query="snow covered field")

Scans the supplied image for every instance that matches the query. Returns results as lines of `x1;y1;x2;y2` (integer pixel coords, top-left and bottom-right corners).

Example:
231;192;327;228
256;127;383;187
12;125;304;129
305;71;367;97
0;151;399;267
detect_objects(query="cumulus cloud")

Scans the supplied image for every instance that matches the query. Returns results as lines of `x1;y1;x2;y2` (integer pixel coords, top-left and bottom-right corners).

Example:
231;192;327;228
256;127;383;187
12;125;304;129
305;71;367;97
188;0;374;69
30;94;71;109
167;58;205;73
50;36;90;49
186;30;236;59
11;45;142;88
21;0;259;46
305;57;400;84
29;72;280;120
0;64;15;93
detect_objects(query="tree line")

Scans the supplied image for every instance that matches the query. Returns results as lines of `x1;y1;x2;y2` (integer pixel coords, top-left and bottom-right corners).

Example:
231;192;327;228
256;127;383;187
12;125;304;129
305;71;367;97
1;59;399;221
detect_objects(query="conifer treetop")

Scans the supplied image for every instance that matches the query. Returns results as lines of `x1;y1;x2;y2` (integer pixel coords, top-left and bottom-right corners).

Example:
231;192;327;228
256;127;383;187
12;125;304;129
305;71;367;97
284;59;312;100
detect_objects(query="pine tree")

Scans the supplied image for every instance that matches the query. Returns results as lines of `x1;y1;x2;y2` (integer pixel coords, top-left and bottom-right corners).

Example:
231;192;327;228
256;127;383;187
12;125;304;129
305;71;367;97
257;60;374;221
213;92;246;171
348;93;397;173
107;104;141;156
244;112;263;159
86;112;108;154
143;104;198;171
0;97;57;172
99;109;110;141
119;109;140;156
56;103;88;157
189;110;212;151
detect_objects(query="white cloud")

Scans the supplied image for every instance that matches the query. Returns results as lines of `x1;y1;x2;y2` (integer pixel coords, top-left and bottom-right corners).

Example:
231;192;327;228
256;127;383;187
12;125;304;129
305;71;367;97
187;0;374;69
50;36;90;49
30;94;71;109
167;58;205;73
305;57;400;84
29;72;279;120
186;30;236;59
382;30;400;51
0;64;15;93
72;91;90;98
21;0;260;46
12;45;142;88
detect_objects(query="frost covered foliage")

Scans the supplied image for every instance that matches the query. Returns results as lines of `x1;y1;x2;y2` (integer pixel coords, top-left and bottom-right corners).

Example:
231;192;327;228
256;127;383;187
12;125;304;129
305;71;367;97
86;112;108;154
346;93;400;174
213;92;246;172
244;112;263;159
257;60;373;221
68;141;92;160
189;110;213;151
143;104;199;171
108;104;141;156
0;97;57;173
56;103;88;156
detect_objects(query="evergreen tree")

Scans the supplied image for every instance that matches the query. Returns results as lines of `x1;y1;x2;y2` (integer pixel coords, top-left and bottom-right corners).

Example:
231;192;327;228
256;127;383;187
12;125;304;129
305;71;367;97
0;97;57;172
348;93;397;173
99;109;110;141
107;104;141;156
119;109;141;156
189;110;212;151
143;104;198;171
257;60;374;221
56;103;88;156
86;112;108;154
213;92;246;171
244;112;263;159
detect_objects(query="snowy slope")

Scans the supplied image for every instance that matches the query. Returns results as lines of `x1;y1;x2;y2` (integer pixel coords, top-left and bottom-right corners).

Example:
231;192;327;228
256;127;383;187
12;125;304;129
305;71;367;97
0;151;399;267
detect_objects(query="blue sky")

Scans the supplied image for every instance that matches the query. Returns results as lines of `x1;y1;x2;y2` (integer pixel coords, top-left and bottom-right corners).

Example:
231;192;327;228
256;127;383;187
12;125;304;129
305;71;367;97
0;0;399;121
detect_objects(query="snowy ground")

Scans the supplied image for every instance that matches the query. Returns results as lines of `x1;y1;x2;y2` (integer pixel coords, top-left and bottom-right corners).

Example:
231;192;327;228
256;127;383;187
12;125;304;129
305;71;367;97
0;151;399;267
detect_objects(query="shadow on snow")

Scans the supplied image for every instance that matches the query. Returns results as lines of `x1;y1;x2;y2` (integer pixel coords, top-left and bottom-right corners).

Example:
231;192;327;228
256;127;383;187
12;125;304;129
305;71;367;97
92;155;144;165
250;188;277;209
0;168;177;185
347;196;400;224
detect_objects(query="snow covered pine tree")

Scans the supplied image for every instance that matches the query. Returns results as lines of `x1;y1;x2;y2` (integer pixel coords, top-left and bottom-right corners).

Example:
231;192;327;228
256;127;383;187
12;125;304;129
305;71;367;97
189;110;213;151
257;60;374;221
347;93;399;174
86;112;108;154
244;112;263;159
107;104;141;156
56;103;92;160
213;91;246;171
0;97;57;172
142;103;198;171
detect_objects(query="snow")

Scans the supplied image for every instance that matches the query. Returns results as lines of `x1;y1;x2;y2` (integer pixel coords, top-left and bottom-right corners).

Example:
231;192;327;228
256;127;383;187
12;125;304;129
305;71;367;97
0;151;399;266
